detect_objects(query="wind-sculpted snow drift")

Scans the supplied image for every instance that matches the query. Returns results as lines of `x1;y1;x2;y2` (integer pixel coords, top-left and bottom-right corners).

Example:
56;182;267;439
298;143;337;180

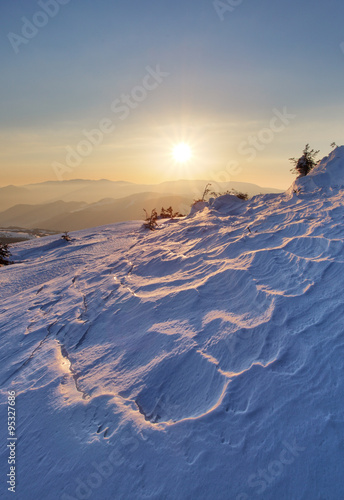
1;148;344;499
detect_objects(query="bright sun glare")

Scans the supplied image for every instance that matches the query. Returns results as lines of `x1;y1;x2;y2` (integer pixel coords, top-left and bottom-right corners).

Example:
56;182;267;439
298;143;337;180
172;143;192;163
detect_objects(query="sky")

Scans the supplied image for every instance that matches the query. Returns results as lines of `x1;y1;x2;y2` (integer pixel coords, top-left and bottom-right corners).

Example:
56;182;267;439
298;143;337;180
1;0;344;189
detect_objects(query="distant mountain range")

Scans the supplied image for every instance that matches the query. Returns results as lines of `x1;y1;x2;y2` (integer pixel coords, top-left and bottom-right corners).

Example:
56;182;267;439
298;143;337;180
0;179;283;231
0;194;191;232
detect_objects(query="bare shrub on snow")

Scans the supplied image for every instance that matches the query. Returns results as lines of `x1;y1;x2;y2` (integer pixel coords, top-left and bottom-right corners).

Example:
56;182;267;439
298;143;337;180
61;231;72;242
0;244;12;266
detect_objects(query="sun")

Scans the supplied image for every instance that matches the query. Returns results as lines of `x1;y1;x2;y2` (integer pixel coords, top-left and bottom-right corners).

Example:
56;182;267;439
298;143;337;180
172;143;192;163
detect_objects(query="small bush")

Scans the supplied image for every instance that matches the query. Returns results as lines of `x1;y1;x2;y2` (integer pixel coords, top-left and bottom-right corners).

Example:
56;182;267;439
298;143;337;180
210;189;249;201
231;190;249;200
290;144;320;177
192;183;212;205
143;209;158;230
159;206;185;219
61;231;72;242
0;244;12;266
143;206;185;230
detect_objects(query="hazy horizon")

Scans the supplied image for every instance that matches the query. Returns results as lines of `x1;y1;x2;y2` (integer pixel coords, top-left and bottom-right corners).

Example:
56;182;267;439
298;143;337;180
0;176;285;190
0;175;285;233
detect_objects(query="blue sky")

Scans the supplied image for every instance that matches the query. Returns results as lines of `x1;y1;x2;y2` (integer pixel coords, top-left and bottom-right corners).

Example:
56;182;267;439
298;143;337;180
1;0;344;188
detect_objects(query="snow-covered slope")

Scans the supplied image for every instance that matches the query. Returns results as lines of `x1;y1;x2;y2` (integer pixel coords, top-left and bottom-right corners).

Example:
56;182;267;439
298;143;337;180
1;148;344;500
290;146;344;193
